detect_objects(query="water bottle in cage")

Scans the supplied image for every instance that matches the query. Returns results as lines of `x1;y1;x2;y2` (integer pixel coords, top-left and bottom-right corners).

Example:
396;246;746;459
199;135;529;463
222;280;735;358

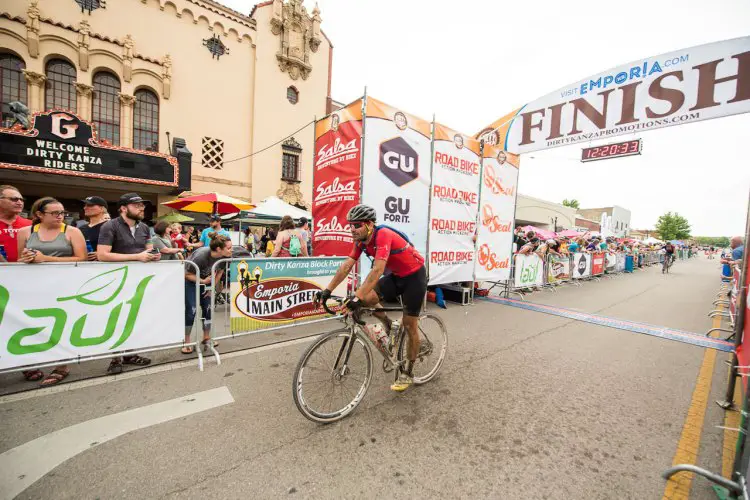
364;323;388;350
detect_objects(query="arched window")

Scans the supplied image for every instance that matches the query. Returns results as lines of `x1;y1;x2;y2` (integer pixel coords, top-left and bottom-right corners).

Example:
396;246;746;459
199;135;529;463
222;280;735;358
0;54;27;128
45;59;77;112
287;86;298;105
92;71;121;145
133;89;159;151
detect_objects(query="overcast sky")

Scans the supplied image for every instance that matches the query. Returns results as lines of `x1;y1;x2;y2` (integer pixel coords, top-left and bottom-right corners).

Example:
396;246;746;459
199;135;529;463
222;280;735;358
225;0;750;237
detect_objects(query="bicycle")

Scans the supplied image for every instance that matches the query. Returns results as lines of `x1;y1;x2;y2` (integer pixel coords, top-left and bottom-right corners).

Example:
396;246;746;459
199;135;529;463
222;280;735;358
292;295;448;423
662;253;674;274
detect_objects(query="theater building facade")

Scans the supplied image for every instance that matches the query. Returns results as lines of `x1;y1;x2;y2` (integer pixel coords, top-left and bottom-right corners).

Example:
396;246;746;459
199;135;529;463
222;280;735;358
0;0;333;217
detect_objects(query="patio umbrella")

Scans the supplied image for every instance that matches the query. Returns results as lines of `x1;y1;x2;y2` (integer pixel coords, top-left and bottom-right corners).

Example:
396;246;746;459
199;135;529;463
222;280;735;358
162;192;255;215
157;212;194;223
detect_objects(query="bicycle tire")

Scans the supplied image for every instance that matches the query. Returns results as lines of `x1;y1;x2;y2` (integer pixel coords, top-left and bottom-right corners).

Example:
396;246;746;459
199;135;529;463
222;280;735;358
292;329;373;423
397;313;448;385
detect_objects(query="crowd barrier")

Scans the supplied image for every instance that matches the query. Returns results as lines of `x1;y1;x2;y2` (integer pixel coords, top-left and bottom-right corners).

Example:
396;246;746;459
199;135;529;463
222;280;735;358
0;260;206;374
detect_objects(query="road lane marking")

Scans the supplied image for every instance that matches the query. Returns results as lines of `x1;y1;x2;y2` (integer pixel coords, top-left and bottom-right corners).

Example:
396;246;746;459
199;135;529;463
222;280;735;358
0;386;234;499
0;334;321;404
662;307;724;499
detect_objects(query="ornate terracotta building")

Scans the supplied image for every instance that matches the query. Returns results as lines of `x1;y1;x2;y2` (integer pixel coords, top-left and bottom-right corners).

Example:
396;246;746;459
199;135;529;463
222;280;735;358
0;0;333;213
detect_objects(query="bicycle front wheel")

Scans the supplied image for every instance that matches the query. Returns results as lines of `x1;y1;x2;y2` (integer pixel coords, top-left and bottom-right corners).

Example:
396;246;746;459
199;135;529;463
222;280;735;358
293;329;373;423
397;313;448;385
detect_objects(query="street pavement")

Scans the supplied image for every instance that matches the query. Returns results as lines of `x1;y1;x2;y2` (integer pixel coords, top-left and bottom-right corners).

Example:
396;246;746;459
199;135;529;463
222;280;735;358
0;255;734;499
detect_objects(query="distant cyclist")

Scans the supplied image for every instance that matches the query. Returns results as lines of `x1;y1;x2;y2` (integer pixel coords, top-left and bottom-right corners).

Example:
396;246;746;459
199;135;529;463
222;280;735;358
663;242;676;273
314;204;426;392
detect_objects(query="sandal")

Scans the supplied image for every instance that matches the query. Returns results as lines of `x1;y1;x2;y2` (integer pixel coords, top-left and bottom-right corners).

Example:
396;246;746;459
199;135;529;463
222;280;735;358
202;340;219;350
107;359;123;374
23;370;44;382
180;346;194;355
40;369;69;386
122;355;151;366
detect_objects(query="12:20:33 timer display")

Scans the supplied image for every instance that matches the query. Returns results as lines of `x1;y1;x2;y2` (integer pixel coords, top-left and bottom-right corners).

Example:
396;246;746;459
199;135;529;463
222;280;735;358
581;139;642;162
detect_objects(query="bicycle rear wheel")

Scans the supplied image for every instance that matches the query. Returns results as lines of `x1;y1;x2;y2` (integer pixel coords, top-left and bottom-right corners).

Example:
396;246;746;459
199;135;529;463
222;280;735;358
397;313;448;385
293;329;373;423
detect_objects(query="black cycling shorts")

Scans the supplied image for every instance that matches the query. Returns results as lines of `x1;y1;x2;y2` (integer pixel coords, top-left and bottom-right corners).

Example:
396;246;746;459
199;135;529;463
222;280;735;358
375;265;427;317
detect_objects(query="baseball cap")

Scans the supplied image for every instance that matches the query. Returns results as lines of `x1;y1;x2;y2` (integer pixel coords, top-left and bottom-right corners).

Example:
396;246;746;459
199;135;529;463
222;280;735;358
297;216;309;227
118;193;148;206
210;214;222;221
81;196;108;207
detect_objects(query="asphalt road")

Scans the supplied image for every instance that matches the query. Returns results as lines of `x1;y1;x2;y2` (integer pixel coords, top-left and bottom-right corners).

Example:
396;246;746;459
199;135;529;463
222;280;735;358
0;255;733;499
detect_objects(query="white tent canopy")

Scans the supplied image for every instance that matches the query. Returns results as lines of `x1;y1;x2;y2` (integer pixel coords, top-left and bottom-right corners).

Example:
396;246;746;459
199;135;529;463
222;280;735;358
643;236;664;244
244;196;311;220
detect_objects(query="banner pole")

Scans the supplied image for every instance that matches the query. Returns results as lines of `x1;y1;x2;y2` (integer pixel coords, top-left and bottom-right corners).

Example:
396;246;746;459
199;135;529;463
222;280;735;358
425;114;435;289
357;88;368;288
721;187;750;411
472;139;486;303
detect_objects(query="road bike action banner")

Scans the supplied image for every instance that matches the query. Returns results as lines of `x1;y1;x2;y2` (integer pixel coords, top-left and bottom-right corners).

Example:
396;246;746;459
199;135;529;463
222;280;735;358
312;100;363;257
514;253;544;288
591;252;606;275
428;124;481;285
572;252;591;279
229;257;347;333
547;255;571;284
360;97;432;274
475;144;520;282
0;262;184;370
476;37;750;154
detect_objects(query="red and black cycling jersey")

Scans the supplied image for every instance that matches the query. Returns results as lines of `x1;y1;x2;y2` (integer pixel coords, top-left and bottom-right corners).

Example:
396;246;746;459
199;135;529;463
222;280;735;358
349;227;424;277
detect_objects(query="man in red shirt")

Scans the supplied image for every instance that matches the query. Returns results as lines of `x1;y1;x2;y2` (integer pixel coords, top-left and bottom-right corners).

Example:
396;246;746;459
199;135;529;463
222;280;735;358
0;185;32;263
315;204;427;392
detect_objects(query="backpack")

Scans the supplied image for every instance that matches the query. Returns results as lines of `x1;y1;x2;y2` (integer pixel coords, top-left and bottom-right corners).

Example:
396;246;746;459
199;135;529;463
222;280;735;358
358;224;414;257
265;240;274;257
286;232;302;257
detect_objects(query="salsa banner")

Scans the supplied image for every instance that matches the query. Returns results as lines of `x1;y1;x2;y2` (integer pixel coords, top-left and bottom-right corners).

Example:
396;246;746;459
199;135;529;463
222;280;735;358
572;252;591;279
591;252;606;275
229;257;346;332
514;253;544;288
475;144;520;282
547;254;571;284
428;124;481;285
477;37;750;154
312;100;363;257
360;98;432;276
0;262;184;370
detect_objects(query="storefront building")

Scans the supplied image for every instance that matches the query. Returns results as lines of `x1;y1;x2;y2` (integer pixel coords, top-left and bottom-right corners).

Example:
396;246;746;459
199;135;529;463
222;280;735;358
0;0;333;218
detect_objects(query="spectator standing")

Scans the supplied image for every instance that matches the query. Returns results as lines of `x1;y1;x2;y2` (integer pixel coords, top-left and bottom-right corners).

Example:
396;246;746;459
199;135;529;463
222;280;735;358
182;233;233;353
17;197;87;385
513;227;527;252
170;223;186;250
518;238;539;255
298;216;313;256
152;221;183;260
97;192;159;373
272;216;309;258
722;237;745;277
79;195;109;261
568;239;580;253
0;185;31;263
185;225;200;249
196;215;230;249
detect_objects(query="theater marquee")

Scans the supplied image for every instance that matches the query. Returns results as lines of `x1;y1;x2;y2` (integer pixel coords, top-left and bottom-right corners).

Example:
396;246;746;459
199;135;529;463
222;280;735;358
0;110;179;187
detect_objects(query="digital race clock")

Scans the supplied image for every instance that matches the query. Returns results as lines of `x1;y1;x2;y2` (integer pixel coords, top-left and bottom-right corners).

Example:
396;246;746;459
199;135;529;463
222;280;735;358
581;139;642;162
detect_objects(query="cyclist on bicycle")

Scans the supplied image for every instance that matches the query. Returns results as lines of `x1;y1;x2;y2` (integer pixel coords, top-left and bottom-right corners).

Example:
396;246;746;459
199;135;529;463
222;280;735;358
314;204;427;392
663;242;675;272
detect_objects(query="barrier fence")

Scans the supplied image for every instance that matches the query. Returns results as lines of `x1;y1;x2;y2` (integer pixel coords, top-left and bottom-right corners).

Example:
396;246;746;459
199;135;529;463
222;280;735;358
0;260;206;374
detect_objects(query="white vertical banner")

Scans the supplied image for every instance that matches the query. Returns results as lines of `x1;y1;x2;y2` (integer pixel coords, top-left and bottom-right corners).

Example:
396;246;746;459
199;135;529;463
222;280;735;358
475;145;520;281
428;124;481;285
360;98;432;275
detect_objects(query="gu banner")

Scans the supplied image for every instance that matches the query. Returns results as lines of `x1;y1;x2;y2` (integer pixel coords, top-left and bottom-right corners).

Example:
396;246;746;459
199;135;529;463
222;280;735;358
428;124;481;285
360;98;432;271
547;255;571;284
0;262;184;370
514;254;544;288
572;252;591;279
229;257;346;332
312;100;363;256
477;37;750;154
475;144;520;282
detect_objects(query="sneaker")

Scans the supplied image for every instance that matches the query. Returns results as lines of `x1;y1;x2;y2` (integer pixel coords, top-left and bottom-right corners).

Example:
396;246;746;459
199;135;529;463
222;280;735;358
390;373;413;392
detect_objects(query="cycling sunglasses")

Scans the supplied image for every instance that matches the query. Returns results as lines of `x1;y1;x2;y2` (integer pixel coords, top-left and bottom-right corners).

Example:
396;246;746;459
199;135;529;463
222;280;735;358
348;221;367;229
